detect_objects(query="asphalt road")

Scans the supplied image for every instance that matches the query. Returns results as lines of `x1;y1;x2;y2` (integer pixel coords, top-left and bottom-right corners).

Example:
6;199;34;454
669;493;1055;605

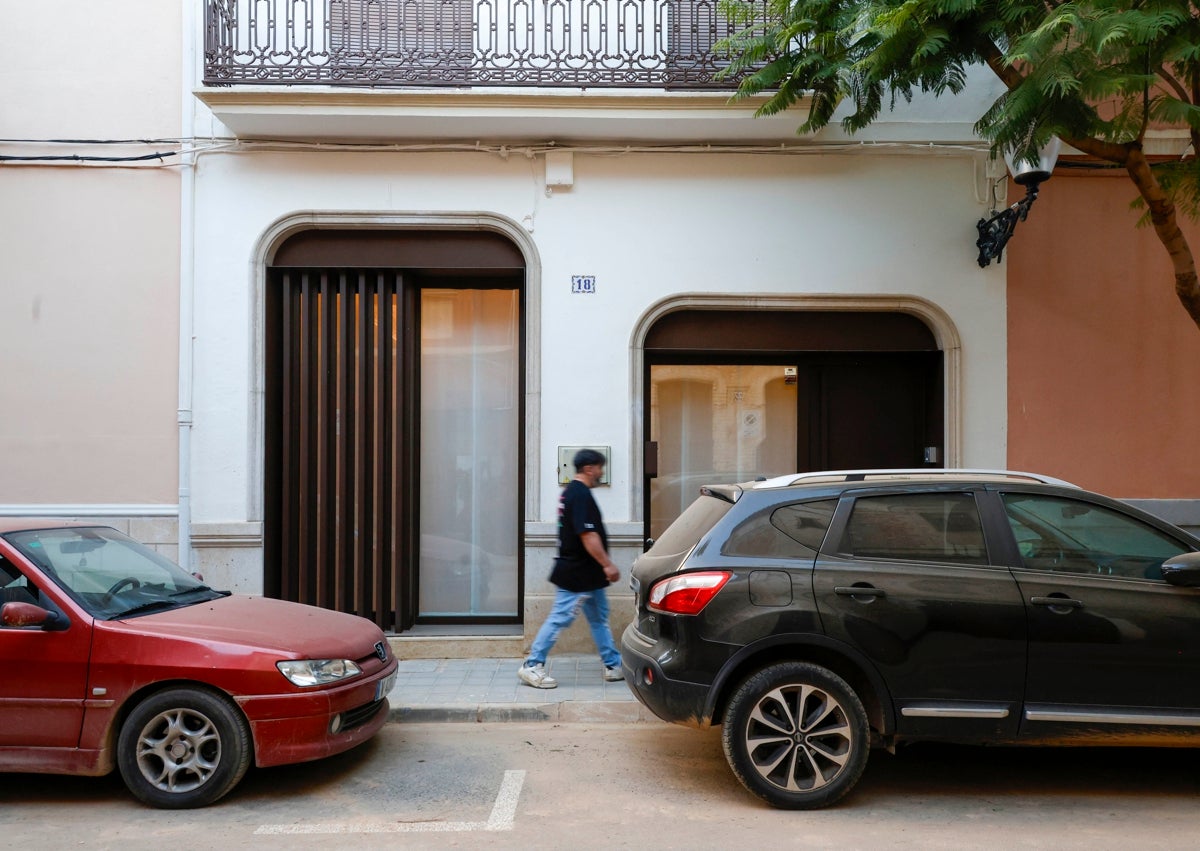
2;722;1198;849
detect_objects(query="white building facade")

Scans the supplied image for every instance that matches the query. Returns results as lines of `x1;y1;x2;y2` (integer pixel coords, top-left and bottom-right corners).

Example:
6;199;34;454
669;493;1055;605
5;0;1026;657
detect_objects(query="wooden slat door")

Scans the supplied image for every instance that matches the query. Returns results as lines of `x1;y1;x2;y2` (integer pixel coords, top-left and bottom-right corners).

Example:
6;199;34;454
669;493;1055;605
265;268;417;632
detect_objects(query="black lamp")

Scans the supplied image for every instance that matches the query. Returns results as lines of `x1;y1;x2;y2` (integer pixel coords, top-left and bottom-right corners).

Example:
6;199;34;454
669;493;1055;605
976;137;1061;267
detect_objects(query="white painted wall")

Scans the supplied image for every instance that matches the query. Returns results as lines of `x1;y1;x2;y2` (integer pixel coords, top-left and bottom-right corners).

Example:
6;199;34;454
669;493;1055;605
188;145;1008;533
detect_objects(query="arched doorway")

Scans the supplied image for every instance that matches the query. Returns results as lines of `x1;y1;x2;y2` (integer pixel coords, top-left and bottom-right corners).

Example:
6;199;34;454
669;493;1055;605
263;229;526;632
643;309;943;544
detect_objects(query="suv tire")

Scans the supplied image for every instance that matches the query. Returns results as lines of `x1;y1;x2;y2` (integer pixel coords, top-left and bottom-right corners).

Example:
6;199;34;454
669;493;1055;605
721;661;870;809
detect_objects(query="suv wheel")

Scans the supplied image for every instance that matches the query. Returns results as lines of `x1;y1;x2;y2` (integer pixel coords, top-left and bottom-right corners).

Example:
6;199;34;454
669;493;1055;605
721;662;869;809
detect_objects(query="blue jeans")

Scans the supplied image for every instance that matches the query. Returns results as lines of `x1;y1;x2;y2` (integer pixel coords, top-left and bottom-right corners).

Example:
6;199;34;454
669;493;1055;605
526;586;621;669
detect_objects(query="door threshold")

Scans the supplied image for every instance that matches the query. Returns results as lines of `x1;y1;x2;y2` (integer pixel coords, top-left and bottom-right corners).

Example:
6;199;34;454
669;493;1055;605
399;624;523;637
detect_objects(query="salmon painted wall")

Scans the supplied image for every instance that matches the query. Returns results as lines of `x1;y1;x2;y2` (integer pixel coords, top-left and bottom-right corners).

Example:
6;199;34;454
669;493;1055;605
1007;169;1200;498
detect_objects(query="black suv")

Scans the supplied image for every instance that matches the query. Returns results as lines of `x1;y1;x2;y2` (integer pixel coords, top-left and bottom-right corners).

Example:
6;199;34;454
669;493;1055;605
620;470;1200;809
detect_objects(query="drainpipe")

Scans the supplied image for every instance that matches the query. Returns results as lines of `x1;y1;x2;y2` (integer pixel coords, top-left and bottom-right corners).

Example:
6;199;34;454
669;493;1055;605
177;0;197;572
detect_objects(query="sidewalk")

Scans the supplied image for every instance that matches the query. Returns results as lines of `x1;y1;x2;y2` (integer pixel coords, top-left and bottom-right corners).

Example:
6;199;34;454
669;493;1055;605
385;654;654;724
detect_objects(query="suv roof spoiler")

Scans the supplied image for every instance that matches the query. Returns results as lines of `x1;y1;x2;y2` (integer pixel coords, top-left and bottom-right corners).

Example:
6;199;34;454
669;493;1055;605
753;469;1079;489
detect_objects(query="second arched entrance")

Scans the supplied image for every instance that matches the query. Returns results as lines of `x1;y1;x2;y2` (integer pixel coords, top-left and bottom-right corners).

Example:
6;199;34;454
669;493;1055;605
643;309;944;543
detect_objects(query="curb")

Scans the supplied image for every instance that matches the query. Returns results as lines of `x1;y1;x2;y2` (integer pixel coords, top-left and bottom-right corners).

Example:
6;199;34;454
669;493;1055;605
389;701;654;724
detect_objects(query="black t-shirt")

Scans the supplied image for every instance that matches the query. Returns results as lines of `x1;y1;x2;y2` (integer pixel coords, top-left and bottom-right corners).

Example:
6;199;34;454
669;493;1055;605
548;479;608;592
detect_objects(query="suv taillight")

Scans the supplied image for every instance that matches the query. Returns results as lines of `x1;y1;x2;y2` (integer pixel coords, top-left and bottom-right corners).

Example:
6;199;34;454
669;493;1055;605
648;571;732;615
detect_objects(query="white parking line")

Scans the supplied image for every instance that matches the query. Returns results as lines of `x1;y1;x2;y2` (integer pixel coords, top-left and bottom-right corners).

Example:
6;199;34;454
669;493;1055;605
485;768;525;830
254;770;526;835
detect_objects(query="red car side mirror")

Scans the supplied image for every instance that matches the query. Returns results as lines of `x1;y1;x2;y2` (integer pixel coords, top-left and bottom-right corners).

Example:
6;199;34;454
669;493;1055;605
1;601;67;630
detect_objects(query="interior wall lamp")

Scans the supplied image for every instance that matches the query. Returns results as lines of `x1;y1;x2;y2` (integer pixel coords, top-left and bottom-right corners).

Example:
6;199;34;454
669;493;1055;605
976;137;1061;267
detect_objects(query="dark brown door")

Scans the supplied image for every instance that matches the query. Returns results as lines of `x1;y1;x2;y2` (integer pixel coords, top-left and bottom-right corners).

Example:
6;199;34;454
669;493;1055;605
799;354;940;471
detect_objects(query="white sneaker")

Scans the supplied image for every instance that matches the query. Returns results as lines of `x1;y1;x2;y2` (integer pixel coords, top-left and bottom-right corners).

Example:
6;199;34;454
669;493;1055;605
604;665;624;682
518;663;558;689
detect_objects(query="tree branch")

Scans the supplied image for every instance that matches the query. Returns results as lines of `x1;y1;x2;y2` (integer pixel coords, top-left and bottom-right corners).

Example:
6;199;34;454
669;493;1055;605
1157;65;1190;104
977;38;1024;90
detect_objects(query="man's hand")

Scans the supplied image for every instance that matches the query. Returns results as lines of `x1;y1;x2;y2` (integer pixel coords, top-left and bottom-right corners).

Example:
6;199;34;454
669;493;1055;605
582;531;620;583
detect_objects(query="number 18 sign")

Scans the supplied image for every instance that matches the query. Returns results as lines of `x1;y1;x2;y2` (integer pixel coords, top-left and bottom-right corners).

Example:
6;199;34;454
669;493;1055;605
572;275;596;294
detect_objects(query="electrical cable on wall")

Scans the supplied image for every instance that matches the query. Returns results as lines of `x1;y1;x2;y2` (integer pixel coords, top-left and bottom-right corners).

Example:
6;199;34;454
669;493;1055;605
0;151;179;163
0;136;993;169
0;136;1144;170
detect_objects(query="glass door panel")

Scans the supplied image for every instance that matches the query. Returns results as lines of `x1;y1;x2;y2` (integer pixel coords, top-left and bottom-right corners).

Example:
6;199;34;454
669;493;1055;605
649;364;797;541
419;289;519;617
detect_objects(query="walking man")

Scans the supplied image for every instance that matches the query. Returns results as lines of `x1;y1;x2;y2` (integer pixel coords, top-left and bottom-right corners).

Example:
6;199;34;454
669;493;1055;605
518;448;623;688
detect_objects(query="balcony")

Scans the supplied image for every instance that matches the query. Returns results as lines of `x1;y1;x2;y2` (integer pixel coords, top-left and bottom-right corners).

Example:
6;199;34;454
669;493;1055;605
197;0;807;142
204;0;761;89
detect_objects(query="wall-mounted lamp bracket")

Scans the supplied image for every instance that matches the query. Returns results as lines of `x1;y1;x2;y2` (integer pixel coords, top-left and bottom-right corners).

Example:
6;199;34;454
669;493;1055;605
975;181;1041;267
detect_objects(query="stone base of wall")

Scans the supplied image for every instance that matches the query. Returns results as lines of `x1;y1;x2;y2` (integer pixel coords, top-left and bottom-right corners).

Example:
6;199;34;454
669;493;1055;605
0;514;182;560
520;521;639;659
388;633;527;659
191;522;265;594
1125;499;1200;538
520;588;635;657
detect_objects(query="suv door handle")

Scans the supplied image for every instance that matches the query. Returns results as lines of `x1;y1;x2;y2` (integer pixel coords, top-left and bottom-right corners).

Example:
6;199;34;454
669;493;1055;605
834;586;886;599
1030;595;1083;611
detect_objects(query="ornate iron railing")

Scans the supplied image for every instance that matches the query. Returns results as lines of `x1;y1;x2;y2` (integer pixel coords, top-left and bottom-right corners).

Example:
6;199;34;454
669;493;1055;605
203;0;765;88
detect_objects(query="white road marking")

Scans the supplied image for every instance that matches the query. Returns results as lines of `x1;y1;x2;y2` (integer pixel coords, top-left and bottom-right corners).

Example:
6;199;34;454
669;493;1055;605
485;768;525;830
253;769;527;835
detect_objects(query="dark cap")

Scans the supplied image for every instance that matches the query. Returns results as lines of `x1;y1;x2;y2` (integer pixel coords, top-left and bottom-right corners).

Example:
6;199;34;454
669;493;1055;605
573;448;606;470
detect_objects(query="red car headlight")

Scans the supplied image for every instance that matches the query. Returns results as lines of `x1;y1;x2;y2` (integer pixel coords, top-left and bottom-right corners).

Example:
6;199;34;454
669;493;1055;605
276;659;363;687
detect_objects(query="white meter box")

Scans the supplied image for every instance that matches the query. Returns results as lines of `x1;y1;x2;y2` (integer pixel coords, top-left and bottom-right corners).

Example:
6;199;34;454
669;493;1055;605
557;446;611;485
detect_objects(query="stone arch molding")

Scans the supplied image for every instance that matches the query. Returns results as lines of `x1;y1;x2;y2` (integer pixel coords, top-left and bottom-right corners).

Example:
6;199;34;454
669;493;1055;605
248;211;543;523
628;293;964;517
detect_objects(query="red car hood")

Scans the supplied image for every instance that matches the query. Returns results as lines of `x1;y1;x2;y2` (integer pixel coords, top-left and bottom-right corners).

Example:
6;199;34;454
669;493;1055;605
121;595;386;659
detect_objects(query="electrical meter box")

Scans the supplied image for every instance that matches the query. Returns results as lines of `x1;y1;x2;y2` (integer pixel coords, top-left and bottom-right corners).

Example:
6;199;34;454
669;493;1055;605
557;446;611;485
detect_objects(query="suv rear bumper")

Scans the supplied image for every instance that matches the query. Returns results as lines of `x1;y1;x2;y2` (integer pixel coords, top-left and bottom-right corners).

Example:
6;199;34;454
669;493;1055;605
620;624;715;727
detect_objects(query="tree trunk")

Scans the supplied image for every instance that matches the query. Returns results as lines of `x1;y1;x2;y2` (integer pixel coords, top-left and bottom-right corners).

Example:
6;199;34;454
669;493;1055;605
1122;147;1200;331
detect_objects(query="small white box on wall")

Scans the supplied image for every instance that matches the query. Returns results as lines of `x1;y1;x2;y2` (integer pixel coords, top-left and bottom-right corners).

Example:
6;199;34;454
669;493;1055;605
545;151;574;189
557;446;611;485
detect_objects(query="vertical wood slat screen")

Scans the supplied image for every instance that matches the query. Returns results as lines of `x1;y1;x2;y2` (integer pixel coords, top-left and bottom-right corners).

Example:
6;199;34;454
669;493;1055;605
266;269;406;631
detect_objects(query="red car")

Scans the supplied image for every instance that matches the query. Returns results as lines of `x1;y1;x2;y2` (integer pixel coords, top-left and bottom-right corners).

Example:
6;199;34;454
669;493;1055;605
0;520;397;808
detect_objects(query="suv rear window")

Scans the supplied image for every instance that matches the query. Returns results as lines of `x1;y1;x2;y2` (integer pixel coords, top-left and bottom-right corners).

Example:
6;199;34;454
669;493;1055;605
650;494;735;557
773;500;838;551
721;499;837;558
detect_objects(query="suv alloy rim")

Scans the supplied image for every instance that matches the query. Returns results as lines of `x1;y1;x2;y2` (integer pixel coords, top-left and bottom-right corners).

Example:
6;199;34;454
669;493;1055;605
744;682;854;792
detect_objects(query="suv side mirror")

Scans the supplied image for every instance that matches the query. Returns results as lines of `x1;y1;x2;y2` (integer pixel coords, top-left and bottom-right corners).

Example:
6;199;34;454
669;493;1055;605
1;601;68;630
1161;552;1200;587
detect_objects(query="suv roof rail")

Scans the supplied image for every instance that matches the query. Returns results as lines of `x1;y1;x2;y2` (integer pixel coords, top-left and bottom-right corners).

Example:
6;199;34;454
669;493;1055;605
754;468;1079;489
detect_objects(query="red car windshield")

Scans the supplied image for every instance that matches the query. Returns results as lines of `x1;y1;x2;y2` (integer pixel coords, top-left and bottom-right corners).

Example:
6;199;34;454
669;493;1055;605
3;526;226;620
